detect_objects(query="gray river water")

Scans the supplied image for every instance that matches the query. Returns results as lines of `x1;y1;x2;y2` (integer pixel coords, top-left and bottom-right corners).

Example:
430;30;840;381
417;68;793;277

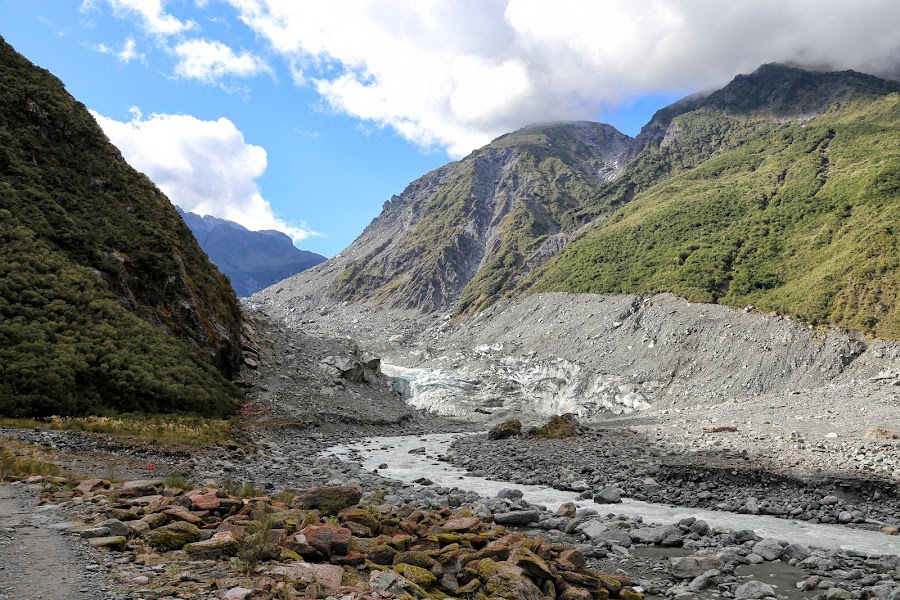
325;433;900;557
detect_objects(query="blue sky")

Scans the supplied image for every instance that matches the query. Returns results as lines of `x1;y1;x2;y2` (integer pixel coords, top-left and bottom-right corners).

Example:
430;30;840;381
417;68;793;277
1;1;897;257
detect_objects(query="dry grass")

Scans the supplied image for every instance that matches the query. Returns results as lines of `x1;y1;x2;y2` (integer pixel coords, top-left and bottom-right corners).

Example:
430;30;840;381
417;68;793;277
0;439;61;481
0;414;238;446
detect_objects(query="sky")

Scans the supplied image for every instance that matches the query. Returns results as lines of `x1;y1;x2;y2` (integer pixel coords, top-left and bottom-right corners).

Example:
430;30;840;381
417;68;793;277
1;1;899;257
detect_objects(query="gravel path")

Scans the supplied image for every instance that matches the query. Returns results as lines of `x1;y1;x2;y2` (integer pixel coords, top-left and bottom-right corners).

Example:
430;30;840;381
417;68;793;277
0;484;124;600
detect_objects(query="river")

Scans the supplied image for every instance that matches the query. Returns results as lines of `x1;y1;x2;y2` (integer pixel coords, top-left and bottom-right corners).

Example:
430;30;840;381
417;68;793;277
325;433;900;557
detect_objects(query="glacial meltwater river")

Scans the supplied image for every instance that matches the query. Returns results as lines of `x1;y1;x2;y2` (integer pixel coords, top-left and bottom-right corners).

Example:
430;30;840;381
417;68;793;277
324;433;900;557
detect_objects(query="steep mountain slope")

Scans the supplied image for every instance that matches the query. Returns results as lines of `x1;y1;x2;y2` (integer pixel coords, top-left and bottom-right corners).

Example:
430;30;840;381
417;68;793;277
178;209;325;297
261;63;900;343
535;71;900;337
313;121;630;315
0;36;243;417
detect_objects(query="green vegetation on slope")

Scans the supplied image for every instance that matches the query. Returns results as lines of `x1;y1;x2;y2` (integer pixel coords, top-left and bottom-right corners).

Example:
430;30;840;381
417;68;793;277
534;94;900;338
0;36;242;417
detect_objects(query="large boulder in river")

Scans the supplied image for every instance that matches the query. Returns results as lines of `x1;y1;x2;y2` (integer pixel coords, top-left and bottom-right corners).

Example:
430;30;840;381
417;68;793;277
489;420;522;440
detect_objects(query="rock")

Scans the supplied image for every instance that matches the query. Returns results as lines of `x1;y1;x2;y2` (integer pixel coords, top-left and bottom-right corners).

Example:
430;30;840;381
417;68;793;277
630;525;679;545
489;420;522;440
689;569;720;592
556;502;577;518
670;555;724;579
299;525;351;558
594;486;621;504
825;588;853;600
751;538;783;561
78;526;111;539
702;423;738;433
75;479;110;494
97;519;131;537
146;521;202;551
184;534;239;559
493;510;540;525
220;586;253;600
443;516;482;532
781;543;811;562
821;495;840;505
269;564;345;594
87;536;127;550
496;488;524;500
394;563;437;588
734;580;776;599
292;485;362;514
369;570;427;598
865;426;900;440
881;525;899;535
190;492;220;511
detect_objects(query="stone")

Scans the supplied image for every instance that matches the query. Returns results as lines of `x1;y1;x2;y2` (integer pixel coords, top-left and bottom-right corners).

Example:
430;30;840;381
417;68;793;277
79;526;112;539
369;543;399;565
735;580;776;599
493;510;540;525
443;516;482;532
751;538;783;561
670;555;724;579
702;423;738;433
394;563;437;588
184;534;239;559
630;525;679;545
299;525;351;558
87;536;127;550
781;543;811;562
220;586;253;600
488;420;521;440
369;570;427;598
865;426;900;440
556;502;577;518
594;486;622;504
75;479;110;494
880;525;899;535
190;493;220;511
146;521;202;551
269;564;345;595
689;569;720;592
825;588;853;600
97;519;131;537
292;485;362;514
496;488;524;500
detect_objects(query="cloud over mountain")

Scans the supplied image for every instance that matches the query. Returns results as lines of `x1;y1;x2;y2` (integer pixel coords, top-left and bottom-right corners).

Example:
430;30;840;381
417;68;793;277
92;108;315;242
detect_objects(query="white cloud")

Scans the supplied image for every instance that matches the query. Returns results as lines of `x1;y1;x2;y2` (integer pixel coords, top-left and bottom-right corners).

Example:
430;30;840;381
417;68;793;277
89;0;197;36
91;108;316;243
89;36;145;63
173;39;271;83
226;0;900;156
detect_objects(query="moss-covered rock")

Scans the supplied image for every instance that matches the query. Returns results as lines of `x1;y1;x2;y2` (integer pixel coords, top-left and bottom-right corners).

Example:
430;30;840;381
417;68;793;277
183;535;239;559
146;521;202;551
394;563;437;588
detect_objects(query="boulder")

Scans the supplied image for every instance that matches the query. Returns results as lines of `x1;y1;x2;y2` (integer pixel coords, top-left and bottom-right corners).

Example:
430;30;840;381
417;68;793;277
734;580;776;599
493;510;540;526
670;555;724;579
184;533;239;559
489;420;522;440
292;485;362;514
299;525;351;558
146;521;202;551
702;423;738;433
751;538;783;561
556;502;577;518
269;564;345;595
594;486;622;504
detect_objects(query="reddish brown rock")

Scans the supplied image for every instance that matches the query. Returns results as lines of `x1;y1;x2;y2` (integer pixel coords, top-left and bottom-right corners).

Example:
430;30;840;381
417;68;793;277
300;525;352;558
556;502;577;518
190;493;220;511
702;423;738;433
443;516;482;532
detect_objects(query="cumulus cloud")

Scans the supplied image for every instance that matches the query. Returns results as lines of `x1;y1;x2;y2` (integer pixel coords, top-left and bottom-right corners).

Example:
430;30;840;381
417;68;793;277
92;108;316;243
226;0;900;156
85;0;197;36
173;39;271;83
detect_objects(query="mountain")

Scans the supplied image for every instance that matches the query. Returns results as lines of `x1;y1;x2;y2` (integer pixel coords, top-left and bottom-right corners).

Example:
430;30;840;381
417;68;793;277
314;121;630;315
177;209;325;297
0;36;243;417
262;63;900;339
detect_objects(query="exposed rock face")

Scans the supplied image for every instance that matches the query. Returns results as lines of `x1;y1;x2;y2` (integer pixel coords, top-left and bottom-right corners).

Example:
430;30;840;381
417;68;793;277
178;208;325;297
256;121;631;316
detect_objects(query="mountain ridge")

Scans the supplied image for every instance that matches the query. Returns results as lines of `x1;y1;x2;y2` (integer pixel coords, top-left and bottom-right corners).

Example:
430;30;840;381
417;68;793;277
177;208;326;297
258;62;900;339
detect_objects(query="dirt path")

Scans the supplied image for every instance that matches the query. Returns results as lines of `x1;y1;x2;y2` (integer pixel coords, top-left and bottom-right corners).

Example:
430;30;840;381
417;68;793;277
0;484;121;600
